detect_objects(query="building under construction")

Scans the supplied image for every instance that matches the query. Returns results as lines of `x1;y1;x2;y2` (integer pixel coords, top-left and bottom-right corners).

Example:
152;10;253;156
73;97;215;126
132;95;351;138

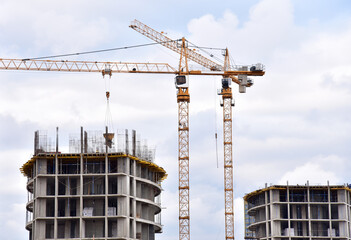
22;127;166;240
244;183;351;240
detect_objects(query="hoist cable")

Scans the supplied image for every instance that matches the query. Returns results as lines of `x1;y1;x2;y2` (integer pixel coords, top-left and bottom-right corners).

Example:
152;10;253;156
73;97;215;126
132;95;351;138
213;77;219;168
104;74;114;134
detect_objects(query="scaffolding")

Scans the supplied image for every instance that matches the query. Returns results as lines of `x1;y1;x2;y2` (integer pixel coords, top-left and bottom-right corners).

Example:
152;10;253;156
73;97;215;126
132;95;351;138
35;127;156;162
34;130;55;154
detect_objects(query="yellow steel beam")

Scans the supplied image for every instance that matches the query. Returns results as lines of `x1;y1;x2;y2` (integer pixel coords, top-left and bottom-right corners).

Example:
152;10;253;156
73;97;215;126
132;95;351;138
21;153;167;181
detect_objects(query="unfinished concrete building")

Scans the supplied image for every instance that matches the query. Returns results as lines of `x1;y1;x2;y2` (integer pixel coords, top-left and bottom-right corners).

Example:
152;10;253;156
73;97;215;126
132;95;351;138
244;183;351;240
22;128;166;240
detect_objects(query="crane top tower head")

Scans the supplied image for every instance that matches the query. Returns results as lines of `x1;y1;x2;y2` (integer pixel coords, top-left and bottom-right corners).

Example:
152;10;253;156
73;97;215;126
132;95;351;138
129;19;265;93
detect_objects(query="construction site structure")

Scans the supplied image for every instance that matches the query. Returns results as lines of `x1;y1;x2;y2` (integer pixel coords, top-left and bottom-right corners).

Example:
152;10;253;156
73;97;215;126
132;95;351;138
23;127;166;240
1;19;265;240
244;183;351;240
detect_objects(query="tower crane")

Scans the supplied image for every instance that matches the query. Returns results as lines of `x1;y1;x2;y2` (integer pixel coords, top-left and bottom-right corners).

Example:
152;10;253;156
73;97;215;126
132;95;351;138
129;20;265;240
0;19;265;240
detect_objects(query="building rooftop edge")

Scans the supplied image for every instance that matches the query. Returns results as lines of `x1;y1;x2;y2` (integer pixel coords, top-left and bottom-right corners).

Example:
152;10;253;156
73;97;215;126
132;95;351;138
243;184;351;201
20;152;167;181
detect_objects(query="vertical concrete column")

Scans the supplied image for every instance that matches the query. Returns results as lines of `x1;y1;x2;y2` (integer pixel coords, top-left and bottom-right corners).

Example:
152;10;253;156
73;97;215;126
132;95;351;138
36;159;47;196
65;221;70;239
125;157;130;238
269;190;274;239
328;184;332;237
287;184;291;240
265;190;269;238
55;127;59;240
34;220;45;240
33;162;40;239
346;190;350;239
132;159;137;239
79;154;83;238
307;183;311;240
105;154;109;237
35;159;49;239
32;162;37;240
80;127;83;154
33;221;37;240
54;154;59;239
33;176;38;240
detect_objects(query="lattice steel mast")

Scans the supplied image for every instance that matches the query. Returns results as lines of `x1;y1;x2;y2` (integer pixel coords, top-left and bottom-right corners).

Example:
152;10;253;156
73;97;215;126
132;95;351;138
219;49;234;240
175;38;191;240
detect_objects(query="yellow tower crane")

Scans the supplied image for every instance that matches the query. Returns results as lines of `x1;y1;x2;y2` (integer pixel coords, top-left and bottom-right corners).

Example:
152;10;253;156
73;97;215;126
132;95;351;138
129;20;265;240
0;19;265;240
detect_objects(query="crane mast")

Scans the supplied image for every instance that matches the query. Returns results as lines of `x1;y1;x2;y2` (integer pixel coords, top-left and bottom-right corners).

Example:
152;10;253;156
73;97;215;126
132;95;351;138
220;49;235;240
177;85;190;240
176;37;191;240
220;87;234;240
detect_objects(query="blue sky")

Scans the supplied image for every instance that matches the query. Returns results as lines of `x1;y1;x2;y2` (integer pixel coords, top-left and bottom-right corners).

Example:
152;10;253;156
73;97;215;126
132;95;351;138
1;0;351;240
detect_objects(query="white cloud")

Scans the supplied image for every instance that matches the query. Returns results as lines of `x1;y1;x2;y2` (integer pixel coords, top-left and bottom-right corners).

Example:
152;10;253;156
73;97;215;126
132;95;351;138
234;197;245;240
0;149;29;194
0;1;114;58
187;0;301;64
278;155;344;185
0;197;27;239
188;11;239;39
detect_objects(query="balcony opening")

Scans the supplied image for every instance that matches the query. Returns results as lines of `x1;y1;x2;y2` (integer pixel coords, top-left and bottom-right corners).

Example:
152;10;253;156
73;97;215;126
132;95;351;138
311;205;329;219
109;159;118;173
83;198;105;216
289;189;307;202
84;159;105;174
45;220;54;239
84;219;105;238
330;190;338;202
58;158;80;174
83;176;105;195
331;205;339;219
108;197;118;216
280;204;288;219
108;176;118;194
46;177;55;196
280;190;287;202
108;219;118;237
46;199;54;217
310;189;328;202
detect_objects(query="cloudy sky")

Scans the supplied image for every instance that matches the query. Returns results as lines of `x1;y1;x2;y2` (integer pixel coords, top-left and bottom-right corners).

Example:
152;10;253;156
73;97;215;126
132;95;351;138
1;0;351;239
